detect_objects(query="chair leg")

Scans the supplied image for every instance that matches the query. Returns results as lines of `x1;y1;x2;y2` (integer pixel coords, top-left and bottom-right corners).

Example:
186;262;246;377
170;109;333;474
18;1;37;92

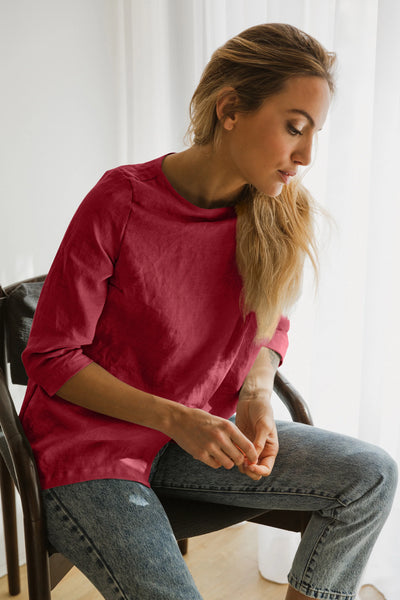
0;455;20;596
178;538;188;555
49;552;74;590
300;512;311;536
24;518;52;600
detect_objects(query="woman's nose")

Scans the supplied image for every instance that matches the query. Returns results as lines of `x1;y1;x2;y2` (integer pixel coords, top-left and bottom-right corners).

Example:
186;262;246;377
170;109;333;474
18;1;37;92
293;136;313;166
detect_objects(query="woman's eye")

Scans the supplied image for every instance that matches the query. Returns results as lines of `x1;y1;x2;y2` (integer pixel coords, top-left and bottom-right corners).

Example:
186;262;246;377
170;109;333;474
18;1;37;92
287;124;302;136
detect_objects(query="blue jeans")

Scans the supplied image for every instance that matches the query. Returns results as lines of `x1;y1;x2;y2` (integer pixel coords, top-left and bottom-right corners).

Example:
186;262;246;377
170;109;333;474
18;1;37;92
42;421;397;600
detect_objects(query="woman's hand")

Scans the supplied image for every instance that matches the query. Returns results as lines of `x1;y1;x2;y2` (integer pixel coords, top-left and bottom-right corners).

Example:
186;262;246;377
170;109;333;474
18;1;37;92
235;393;279;481
234;347;280;480
167;406;259;470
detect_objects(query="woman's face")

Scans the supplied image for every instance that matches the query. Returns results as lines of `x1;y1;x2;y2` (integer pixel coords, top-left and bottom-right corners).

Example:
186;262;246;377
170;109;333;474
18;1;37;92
220;76;331;197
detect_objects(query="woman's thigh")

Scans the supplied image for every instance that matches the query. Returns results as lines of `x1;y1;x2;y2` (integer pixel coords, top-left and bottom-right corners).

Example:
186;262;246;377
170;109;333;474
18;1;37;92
42;479;202;600
150;419;395;513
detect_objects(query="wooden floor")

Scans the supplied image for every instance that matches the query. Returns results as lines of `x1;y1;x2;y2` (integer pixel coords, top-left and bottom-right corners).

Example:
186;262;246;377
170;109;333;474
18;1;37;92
0;522;382;600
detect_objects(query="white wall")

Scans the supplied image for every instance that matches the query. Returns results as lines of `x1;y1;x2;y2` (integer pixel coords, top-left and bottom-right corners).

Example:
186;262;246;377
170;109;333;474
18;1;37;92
0;0;124;575
0;0;122;286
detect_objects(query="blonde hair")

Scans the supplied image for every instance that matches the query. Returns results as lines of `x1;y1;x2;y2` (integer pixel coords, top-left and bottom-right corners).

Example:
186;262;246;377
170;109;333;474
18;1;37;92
188;23;336;340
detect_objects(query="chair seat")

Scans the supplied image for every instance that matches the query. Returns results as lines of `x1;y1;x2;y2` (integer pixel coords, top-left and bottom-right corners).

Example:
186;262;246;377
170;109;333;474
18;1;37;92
157;494;269;540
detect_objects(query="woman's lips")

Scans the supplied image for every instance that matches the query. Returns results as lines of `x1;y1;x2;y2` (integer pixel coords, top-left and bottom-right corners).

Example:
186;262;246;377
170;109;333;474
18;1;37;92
278;170;296;184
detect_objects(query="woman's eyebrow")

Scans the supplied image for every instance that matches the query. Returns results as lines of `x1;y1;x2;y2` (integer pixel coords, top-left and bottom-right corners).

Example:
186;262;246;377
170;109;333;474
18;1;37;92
286;108;316;129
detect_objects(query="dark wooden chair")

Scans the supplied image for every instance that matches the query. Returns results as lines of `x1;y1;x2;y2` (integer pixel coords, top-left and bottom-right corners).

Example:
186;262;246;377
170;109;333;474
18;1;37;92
0;275;313;599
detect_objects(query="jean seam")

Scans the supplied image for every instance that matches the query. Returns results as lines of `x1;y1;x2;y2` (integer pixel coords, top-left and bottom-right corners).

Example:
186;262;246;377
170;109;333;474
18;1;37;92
47;489;128;600
151;483;349;507
288;571;356;600
288;511;357;600
302;519;334;584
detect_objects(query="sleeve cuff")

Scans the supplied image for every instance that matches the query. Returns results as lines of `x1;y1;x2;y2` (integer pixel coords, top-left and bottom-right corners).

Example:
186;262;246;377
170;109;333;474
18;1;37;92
264;316;290;365
24;350;93;397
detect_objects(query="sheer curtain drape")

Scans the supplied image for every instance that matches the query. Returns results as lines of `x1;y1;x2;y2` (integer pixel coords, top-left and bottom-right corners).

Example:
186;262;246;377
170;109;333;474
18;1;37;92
121;1;399;597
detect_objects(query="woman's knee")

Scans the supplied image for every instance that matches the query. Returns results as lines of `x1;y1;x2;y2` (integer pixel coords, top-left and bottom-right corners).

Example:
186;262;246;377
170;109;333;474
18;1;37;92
373;446;398;510
350;443;398;516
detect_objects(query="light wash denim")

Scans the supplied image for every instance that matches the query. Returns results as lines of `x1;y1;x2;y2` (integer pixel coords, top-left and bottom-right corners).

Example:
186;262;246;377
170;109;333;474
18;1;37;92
42;420;398;600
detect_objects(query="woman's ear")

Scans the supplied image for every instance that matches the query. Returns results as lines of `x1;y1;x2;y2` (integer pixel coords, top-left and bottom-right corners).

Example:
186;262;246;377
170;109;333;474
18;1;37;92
215;88;240;131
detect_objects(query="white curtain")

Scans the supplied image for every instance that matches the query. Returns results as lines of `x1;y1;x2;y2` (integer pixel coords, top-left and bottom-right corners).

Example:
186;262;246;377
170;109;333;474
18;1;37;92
120;1;400;597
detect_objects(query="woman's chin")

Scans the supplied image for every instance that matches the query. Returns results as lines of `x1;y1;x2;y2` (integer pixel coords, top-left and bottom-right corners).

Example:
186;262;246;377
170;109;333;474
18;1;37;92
257;182;284;197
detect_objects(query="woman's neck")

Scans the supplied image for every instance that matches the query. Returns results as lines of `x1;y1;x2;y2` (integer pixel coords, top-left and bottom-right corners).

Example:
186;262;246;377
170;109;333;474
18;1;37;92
161;145;246;209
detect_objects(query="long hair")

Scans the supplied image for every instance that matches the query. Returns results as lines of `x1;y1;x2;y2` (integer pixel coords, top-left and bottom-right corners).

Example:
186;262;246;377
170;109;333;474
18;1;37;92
188;23;336;340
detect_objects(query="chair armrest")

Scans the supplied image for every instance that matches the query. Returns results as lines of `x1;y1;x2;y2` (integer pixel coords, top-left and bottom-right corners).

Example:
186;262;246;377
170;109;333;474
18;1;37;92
273;370;313;425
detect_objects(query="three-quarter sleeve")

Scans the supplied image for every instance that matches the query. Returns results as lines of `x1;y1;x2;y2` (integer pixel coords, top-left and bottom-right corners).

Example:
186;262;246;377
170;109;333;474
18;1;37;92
264;315;290;365
22;169;134;397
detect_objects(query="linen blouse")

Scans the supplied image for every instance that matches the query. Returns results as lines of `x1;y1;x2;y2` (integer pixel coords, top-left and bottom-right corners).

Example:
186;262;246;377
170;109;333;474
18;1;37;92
20;155;290;490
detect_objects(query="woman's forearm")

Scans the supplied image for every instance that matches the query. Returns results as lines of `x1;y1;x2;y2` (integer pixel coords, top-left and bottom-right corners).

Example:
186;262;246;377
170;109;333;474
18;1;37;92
56;361;184;436
238;347;280;403
57;361;260;469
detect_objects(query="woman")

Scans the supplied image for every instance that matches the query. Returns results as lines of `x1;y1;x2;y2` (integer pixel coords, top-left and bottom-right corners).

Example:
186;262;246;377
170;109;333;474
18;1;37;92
21;23;397;600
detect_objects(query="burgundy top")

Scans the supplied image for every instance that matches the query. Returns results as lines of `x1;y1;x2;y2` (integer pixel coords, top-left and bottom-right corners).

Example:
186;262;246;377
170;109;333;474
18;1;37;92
20;155;290;490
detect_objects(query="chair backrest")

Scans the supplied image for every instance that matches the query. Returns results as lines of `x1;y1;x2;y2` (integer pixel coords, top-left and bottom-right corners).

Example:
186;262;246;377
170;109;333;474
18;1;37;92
0;276;46;386
0;275;46;499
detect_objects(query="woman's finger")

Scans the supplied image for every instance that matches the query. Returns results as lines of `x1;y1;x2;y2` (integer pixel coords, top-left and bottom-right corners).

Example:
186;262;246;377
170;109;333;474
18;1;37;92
238;463;262;480
205;454;223;469
231;433;258;464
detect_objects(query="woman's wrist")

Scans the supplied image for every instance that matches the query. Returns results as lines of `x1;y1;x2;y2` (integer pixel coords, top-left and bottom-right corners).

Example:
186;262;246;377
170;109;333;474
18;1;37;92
152;395;190;439
237;388;273;407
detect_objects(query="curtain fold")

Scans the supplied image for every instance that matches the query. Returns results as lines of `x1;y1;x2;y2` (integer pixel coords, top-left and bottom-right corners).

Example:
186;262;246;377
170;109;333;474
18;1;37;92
121;0;399;596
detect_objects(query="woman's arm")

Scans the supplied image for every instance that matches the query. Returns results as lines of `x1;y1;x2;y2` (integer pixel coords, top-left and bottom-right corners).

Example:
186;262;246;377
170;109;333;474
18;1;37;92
57;362;259;470
239;347;280;399
235;347;280;480
57;362;180;431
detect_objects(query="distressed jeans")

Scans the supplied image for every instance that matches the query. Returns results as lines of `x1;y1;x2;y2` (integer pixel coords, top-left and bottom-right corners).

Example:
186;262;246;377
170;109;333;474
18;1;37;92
42;421;398;600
